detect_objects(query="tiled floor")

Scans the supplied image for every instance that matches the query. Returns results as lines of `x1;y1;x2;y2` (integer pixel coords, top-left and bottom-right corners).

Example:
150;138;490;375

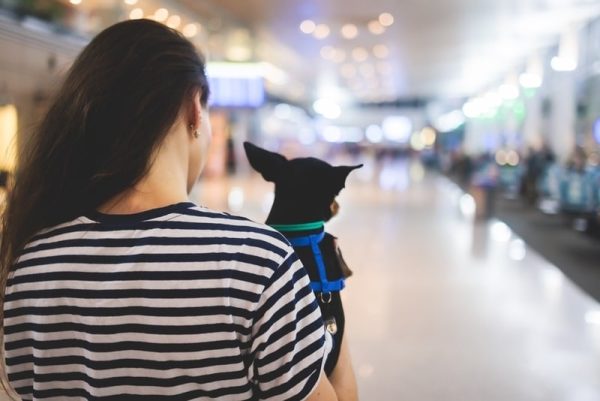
2;158;599;400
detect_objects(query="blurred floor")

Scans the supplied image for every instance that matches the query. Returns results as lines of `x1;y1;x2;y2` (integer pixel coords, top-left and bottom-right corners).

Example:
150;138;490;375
196;159;600;401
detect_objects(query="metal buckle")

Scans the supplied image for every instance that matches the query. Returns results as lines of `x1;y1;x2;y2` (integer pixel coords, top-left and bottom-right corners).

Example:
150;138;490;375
319;292;332;304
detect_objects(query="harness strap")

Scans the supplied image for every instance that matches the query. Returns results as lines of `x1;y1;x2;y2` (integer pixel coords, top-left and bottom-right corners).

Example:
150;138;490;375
285;231;345;295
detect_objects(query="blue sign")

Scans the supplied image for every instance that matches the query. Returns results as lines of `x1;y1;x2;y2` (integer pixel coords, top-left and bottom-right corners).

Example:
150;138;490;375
208;76;265;108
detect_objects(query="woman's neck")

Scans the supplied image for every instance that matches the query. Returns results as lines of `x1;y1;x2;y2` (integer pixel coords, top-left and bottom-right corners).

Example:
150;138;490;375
97;185;187;215
98;129;190;215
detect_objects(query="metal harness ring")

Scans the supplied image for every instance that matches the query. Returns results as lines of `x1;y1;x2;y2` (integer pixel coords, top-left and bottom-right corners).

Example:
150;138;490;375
319;292;332;304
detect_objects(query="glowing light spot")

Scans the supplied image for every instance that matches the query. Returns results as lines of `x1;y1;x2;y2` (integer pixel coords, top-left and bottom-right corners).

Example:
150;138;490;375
129;8;143;19
368;20;385;35
183;23;199;38
352;47;369;62
366;124;383;143
154;8;169;22
373;44;389;59
460;194;476;216
166;15;181;29
508;239;526;261
585;310;600;325
379;12;394;27
313;24;330;39
300;20;316;34
519;73;542;88
228;187;245;212
341;24;358;39
490;221;512;242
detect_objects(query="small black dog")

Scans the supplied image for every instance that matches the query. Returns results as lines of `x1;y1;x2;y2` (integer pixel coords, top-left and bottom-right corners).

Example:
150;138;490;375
244;141;361;376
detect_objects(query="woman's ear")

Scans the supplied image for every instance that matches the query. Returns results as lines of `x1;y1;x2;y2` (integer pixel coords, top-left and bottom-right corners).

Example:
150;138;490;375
188;90;202;133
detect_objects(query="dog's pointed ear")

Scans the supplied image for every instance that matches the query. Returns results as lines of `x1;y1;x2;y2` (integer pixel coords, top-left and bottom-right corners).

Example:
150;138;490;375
243;142;288;183
332;164;363;192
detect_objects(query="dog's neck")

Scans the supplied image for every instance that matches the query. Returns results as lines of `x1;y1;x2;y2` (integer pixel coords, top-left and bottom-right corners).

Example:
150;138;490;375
265;195;328;226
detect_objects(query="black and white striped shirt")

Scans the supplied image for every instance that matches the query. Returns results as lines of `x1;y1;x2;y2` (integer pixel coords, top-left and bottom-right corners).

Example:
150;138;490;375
3;202;326;401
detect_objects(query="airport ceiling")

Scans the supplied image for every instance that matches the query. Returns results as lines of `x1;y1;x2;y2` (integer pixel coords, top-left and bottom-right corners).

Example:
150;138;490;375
2;0;600;104
183;0;600;102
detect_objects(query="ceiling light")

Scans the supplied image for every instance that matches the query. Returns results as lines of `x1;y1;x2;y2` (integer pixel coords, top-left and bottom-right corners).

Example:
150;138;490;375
484;91;502;108
373;44;389;59
300;19;316;34
499;84;519;100
274;103;292;119
359;64;375;77
70;0;82;4
320;46;336;60
124;0;138;4
366;124;384;143
154;8;169;22
166;15;181;29
376;62;392;74
340;64;357;79
313;99;342;119
368;20;385;35
551;56;577;72
383;116;412;143
352;47;369;62
379;12;394;27
183;23;199;38
462;100;482;118
227;46;253;62
322;126;343;142
332;49;347;63
341;24;358;39
366;79;379;89
129;8;143;19
434;110;465;132
421;127;437;147
410;131;425;151
519;73;542;88
313;24;330;39
553;28;578;73
260;62;288;85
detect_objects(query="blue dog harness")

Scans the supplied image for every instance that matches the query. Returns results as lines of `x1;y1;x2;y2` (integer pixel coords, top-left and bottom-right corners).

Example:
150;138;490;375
270;221;345;301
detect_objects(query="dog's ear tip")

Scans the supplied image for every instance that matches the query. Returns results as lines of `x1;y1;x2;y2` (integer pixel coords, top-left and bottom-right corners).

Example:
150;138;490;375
339;164;363;172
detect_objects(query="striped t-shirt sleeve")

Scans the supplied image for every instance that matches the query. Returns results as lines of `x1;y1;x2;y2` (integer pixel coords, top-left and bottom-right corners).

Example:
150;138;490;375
250;250;326;401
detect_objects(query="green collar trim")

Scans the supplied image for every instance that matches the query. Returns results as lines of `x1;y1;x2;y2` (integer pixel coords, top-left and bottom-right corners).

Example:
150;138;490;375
270;220;325;232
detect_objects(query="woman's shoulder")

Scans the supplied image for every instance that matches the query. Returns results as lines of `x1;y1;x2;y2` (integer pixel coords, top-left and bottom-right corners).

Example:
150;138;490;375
176;204;292;250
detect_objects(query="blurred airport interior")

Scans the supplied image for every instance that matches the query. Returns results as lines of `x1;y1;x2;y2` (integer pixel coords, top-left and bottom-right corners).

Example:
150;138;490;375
1;0;600;400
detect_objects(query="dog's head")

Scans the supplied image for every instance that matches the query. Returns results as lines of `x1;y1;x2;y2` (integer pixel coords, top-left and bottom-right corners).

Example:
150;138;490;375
244;142;362;222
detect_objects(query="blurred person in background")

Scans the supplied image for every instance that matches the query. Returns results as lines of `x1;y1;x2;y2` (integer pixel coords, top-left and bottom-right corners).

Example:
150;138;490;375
567;145;587;172
0;19;344;401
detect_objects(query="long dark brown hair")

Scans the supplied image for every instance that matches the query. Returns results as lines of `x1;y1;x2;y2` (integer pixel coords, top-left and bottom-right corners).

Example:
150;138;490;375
0;19;210;323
